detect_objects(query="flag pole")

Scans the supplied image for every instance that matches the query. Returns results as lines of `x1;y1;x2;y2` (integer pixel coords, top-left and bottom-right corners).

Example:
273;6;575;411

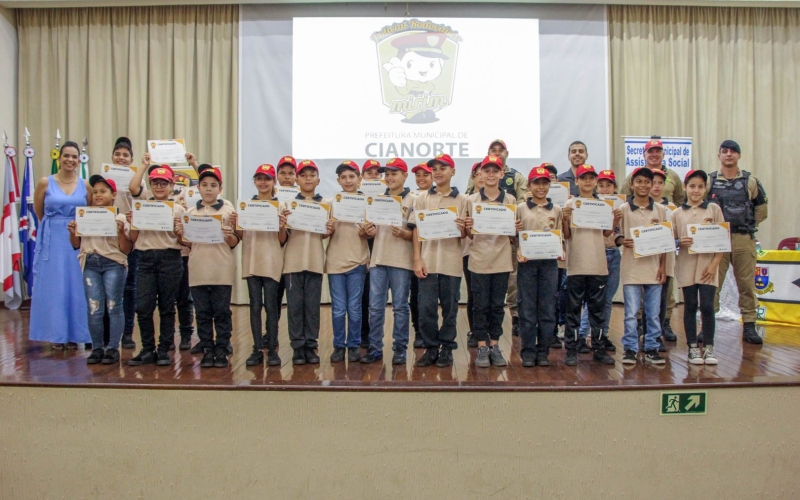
19;129;38;301
2;129;23;309
80;136;89;180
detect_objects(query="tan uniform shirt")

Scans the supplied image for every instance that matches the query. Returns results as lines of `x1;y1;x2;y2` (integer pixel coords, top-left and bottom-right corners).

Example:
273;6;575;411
326;193;370;274
409;187;468;278
78;213;130;270
241;197;285;283
620;167;685;205
282;194;328;275
564;197;608;276
467;190;516;274
517;199;563;261
370;188;416;271
619;198;668;286
185;200;237;287
671;202;725;288
131;197;185;251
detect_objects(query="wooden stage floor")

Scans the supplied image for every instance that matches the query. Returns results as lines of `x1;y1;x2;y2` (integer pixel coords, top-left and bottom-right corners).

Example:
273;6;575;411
1;304;799;391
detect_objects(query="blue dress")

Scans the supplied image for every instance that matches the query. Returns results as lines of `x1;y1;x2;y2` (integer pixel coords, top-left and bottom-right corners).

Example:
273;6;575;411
29;176;90;344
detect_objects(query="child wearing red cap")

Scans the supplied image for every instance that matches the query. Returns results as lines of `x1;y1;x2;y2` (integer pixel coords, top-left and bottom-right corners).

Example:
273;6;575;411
273;156;299;342
463;164;483;348
409;161;434;348
359;159;381;349
67;175;132;364
236;164;288;367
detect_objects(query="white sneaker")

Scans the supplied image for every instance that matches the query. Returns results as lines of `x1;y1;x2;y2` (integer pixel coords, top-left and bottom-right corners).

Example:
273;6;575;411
688;346;704;365
702;346;718;365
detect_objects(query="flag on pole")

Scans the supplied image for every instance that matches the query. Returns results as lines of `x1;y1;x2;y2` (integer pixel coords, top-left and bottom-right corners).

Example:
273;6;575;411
20;153;38;297
50;128;61;175
79;136;89;180
2;139;23;309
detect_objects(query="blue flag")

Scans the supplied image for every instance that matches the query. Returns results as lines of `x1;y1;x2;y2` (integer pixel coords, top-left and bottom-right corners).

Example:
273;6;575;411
20;156;38;297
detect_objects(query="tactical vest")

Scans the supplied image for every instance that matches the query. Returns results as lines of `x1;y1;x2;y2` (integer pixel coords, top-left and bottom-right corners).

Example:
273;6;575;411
502;168;520;198
708;170;756;234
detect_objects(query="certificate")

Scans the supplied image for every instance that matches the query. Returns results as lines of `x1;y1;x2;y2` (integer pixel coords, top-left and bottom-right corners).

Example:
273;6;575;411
519;230;563;260
76;207;118;237
182;214;224;244
571;199;614;230
471;203;516;236
365;195;403;227
416;207;461;241
101;164;136;193
630;222;675;258
547;182;570;208
147;139;186;164
276;187;300;203
184;187;202;207
237;200;280;232
331;193;366;223
688;222;731;254
132;201;175;231
360;180;388;197
286;200;330;234
598;194;627;210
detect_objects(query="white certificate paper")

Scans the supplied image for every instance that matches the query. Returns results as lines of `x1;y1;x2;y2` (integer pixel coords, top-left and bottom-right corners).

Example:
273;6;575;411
101;164;136;193
237;200;280;232
360;180;388;197
598;194;627;210
331;193;366;223
182;214;224;244
286;200;330;234
276;187;300;203
519;230;562;260
76;206;118;237
416;207;461;241
147;139;186;164
471;203;517;236
184;187;202;207
688;222;731;254
631;222;675;258
365;195;403;227
132;201;175;231
547;182;570;208
571;199;614;230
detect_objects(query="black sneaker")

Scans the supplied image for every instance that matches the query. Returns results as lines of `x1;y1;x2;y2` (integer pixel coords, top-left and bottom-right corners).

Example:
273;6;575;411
521;353;536;368
128;349;157;366
415;348;439;367
121;333;136;350
564;349;578;366
360;349;383;364
742;322;763;344
577;337;591;354
201;349;215;368
644;349;666;365
550;336;563;349
489;346;508;367
604;337;617;352
190;343;206;354
511;317;520;337
224;343;234;355
179;336;192;351
101;348;120;364
593;350;615;365
347;347;361;362
330;347;346;363
292;349;306;365
168;341;176;352
413;338;424;349
156;350;171;366
214;348;229;368
622;350;637;365
246;349;264;366
87;348;104;365
436;348;453;367
662;323;677;342
657;337;668;353
391;350;407;365
267;350;281;366
304;347;320;364
536;353;551;367
467;332;478;348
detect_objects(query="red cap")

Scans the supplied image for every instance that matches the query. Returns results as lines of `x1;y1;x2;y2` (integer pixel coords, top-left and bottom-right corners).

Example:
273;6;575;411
644;139;663;152
199;166;223;185
89;175;117;193
277;156;297;169
488;139;507;151
412;161;431;174
297;159;318;173
253;164;276;179
540;163;558;177
684;169;708;184
471;161;482;172
149;165;175;183
380;158;408;173
597;169;617;184
427;153;455;169
527;166;551;182
336;160;361;174
651;168;667;179
362;159;381;171
575;164;597;178
480;155;503;170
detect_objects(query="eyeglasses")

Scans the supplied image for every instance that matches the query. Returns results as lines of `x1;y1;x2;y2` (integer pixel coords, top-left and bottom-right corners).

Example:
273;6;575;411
151;180;170;188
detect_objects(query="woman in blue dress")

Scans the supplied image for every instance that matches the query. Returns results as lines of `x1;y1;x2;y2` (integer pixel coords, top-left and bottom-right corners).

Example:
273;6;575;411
30;141;93;349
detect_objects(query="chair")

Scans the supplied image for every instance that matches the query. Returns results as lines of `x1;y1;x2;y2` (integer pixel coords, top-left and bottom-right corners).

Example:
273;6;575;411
777;237;800;250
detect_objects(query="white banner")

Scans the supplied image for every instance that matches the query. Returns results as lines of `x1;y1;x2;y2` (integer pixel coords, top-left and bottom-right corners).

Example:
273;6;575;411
624;136;692;180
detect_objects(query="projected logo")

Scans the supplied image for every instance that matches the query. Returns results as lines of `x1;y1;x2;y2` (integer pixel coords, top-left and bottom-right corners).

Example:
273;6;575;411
372;20;462;124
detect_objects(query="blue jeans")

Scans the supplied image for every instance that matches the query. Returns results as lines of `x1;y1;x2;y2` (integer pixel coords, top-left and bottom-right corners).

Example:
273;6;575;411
368;265;411;351
329;265;366;348
83;254;127;350
580;248;621;337
622;284;662;352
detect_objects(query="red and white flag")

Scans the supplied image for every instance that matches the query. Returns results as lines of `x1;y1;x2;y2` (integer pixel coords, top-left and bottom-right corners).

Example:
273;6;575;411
2;145;23;309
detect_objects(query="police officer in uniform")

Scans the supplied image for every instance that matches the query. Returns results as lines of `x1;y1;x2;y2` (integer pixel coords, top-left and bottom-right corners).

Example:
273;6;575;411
706;140;768;344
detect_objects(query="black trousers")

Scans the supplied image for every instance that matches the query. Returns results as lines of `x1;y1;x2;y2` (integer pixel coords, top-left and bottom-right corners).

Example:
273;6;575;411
285;271;322;350
683;283;716;346
410;275;420;336
360;238;374;344
565;274;607;351
418;273;461;350
176;256;194;339
643;276;671;337
247;276;280;351
276;277;286;320
518;259;559;355
470;271;509;342
192;285;232;350
136;249;183;352
462;256;474;332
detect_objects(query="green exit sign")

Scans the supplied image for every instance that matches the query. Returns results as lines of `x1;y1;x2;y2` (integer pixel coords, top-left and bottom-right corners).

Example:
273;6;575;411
660;391;707;415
